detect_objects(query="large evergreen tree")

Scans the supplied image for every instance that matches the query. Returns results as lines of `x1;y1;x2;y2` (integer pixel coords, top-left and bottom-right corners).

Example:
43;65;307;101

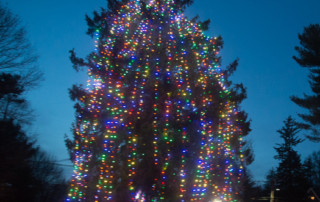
292;24;320;142
271;117;310;202
66;0;251;201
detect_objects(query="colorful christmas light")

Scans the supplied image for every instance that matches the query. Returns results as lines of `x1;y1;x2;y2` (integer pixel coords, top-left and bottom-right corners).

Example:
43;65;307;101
67;0;245;201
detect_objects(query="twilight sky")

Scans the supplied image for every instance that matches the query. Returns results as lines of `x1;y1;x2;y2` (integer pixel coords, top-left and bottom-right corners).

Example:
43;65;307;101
6;0;320;181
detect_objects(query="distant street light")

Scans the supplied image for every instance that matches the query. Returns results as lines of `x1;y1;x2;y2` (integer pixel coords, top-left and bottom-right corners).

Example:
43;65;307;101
308;188;320;202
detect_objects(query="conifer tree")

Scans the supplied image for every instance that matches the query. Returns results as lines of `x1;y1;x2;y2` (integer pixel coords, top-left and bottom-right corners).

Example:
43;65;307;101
304;151;320;194
0;120;67;202
272;117;310;202
292;24;320;142
66;0;251;201
0;120;37;201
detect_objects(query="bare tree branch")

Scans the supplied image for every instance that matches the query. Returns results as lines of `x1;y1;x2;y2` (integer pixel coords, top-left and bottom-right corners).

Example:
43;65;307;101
0;3;42;124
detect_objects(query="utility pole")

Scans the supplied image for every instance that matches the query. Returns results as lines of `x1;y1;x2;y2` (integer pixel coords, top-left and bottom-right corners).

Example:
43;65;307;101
270;189;274;202
270;179;276;202
270;189;275;202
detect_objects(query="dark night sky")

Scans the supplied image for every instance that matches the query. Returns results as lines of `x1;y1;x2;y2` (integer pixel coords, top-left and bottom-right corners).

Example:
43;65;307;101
6;0;320;181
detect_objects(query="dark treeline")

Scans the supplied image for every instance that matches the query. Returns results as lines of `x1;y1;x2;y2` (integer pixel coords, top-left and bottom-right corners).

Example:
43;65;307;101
0;2;66;202
244;24;320;202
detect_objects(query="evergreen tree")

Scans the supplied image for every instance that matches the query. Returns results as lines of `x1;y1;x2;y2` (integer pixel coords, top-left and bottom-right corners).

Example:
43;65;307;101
272;117;310;202
0;119;38;202
304;151;320;194
66;0;251;201
0;119;67;202
239;170;262;202
0;73;32;123
291;24;320;142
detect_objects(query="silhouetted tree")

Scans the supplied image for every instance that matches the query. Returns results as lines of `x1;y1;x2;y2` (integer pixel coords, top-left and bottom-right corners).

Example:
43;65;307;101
240;169;263;202
304;151;320;194
0;4;65;201
0;2;42;124
0;2;38;73
0;73;32;123
30;151;67;202
0;119;67;202
0;119;38;201
264;168;276;192
271;117;311;202
292;24;320;142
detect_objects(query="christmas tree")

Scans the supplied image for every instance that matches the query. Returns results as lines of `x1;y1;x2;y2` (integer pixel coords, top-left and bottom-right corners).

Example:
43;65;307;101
66;0;251;201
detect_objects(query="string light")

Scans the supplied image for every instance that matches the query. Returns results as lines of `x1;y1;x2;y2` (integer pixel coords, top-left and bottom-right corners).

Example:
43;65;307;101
67;0;244;201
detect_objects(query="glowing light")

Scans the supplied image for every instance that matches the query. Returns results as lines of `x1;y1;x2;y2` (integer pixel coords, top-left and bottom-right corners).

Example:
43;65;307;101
67;0;245;201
